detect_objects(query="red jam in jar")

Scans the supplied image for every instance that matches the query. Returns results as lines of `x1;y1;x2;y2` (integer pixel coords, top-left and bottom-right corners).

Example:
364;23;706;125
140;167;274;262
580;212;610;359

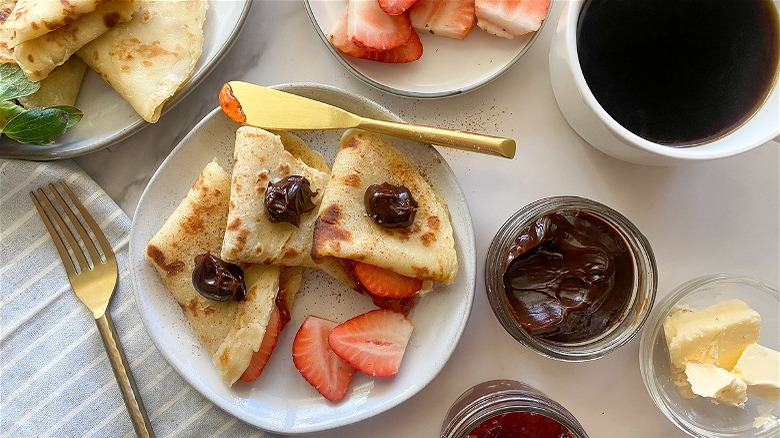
468;411;575;438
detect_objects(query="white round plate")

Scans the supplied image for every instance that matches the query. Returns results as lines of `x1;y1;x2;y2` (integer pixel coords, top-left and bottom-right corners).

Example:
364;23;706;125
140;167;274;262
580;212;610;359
0;1;252;160
129;83;476;433
304;0;550;98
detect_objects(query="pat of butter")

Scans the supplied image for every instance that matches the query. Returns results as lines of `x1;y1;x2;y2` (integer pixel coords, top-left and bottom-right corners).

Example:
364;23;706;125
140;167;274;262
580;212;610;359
685;361;747;407
732;343;780;401
663;299;761;398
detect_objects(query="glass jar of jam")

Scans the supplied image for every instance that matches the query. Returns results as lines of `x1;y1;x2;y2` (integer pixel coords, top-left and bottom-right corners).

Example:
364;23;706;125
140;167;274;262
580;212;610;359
441;380;588;438
485;196;657;361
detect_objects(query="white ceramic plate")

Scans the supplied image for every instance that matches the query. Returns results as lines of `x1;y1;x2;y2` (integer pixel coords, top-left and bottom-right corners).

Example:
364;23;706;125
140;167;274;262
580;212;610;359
0;0;252;160
304;0;550;98
129;83;476;434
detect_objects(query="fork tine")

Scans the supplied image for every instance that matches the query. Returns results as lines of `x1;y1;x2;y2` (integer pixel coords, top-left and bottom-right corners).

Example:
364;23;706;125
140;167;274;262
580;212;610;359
35;187;90;271
30;191;79;277
49;182;102;264
58;181;116;264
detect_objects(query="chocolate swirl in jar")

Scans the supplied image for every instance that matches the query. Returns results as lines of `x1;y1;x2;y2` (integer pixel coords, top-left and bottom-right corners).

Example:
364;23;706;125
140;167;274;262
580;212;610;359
503;210;634;343
265;175;316;227
364;182;418;228
192;252;247;302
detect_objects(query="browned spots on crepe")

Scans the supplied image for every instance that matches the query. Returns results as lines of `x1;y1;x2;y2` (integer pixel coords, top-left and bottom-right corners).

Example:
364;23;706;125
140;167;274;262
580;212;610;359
103;11;121;28
426;215;440;232
341;173;361;188
233;229;248;253
412;265;431;279
282;248;300;260
278;162;291;175
227;217;242;231
146;244;185;276
420;232;436;247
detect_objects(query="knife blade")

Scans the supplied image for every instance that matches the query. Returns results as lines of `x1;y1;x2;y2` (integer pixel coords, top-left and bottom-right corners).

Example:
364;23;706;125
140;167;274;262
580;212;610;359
219;81;516;159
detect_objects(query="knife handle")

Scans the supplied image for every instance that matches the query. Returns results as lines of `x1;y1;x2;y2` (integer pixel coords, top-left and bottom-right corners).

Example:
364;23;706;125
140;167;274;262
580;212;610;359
355;117;516;159
96;312;156;438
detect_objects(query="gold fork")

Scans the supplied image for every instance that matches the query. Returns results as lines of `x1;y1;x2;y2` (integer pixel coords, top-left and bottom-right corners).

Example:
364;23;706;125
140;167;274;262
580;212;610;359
30;181;154;438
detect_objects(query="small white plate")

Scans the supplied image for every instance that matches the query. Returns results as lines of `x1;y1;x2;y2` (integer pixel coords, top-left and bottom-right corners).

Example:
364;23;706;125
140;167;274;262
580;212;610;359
304;0;550;98
129;83;476;434
0;1;252;160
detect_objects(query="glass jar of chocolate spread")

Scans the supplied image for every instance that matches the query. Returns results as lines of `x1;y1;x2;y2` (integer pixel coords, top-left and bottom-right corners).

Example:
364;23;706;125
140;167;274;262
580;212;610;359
441;380;589;438
485;196;657;361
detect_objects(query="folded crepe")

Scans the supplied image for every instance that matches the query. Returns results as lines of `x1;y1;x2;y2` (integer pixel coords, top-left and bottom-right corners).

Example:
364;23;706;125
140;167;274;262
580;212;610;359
14;0;138;81
312;129;458;285
17;56;87;108
0;0;16;63
77;0;207;122
146;160;299;387
221;127;330;268
3;0;112;48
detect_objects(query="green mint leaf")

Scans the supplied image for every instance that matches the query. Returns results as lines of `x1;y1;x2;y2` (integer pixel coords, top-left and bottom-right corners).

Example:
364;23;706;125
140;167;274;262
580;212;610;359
0;63;40;101
2;107;69;145
0;100;25;129
49;105;83;128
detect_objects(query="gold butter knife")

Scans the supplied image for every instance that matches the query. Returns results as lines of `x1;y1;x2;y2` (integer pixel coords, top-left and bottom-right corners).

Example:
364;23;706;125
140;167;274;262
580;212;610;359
219;81;516;159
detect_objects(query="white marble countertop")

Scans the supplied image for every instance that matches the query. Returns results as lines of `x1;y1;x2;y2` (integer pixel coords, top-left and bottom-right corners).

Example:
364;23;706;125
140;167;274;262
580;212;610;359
74;1;779;437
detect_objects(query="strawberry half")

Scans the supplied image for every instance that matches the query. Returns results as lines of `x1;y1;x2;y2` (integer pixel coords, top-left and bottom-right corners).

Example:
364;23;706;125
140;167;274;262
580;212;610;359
292;315;357;402
408;0;476;40
239;304;282;383
379;0;418;15
329;8;423;63
328;309;414;377
354;261;423;298
348;0;413;50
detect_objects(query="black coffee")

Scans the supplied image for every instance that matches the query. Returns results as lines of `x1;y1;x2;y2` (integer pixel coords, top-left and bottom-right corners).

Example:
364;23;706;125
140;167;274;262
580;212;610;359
577;0;779;147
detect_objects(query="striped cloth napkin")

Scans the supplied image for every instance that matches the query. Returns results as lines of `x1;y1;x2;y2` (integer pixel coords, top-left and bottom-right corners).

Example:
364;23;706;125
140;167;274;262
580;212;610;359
0;159;271;437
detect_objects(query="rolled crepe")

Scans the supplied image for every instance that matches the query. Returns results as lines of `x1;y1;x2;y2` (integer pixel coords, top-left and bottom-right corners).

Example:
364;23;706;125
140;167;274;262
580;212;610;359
146;160;300;387
77;0;207;123
14;0;138;81
17;56;87;108
312;129;458;285
3;0;112;48
221;127;330;267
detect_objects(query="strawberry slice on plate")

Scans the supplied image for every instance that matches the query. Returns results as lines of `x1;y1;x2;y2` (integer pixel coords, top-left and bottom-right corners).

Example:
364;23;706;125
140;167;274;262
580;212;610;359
408;0;476;40
348;0;413;50
379;0;418;15
354;261;423;298
329;8;423;63
475;0;551;38
328;309;414;377
239;304;283;382
293;315;357;402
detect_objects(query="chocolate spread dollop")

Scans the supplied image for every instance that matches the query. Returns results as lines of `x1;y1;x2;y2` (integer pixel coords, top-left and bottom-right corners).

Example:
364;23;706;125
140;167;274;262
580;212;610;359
503;211;634;343
265;175;316;227
192;252;246;302
364;182;418;228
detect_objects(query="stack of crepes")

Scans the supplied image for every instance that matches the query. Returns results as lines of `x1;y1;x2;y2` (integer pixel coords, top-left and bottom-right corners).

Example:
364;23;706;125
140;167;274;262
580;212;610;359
146;127;459;387
0;0;207;122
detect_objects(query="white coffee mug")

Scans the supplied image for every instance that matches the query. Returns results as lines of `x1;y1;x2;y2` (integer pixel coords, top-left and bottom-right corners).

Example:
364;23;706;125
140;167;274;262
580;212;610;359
549;0;780;166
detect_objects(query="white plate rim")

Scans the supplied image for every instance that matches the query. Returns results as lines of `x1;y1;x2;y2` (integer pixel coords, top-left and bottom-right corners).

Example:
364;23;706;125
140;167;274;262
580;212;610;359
129;82;476;433
0;0;253;161
303;0;552;98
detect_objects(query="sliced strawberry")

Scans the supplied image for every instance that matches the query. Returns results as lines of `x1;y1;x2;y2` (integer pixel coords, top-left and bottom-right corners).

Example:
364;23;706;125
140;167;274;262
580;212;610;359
330;8;423;63
379;0;418;15
328;309;414;377
474;0;551;38
293;315;357;402
239;304;283;382
354;261;423;298
408;0;476;40
348;0;413;50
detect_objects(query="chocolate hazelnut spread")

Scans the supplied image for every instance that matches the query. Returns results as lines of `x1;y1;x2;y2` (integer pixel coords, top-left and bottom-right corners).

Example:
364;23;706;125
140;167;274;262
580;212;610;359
364;182;418;228
265;175;316;227
192;252;247;302
503;211;633;343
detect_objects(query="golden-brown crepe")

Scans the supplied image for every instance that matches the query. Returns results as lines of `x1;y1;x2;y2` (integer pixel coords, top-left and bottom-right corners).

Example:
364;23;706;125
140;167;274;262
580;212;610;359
14;0;138;81
17;56;87;108
221;127;330;268
0;0;17;63
146;160;298;387
312;129;458;285
77;0;207;122
3;0;112;48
